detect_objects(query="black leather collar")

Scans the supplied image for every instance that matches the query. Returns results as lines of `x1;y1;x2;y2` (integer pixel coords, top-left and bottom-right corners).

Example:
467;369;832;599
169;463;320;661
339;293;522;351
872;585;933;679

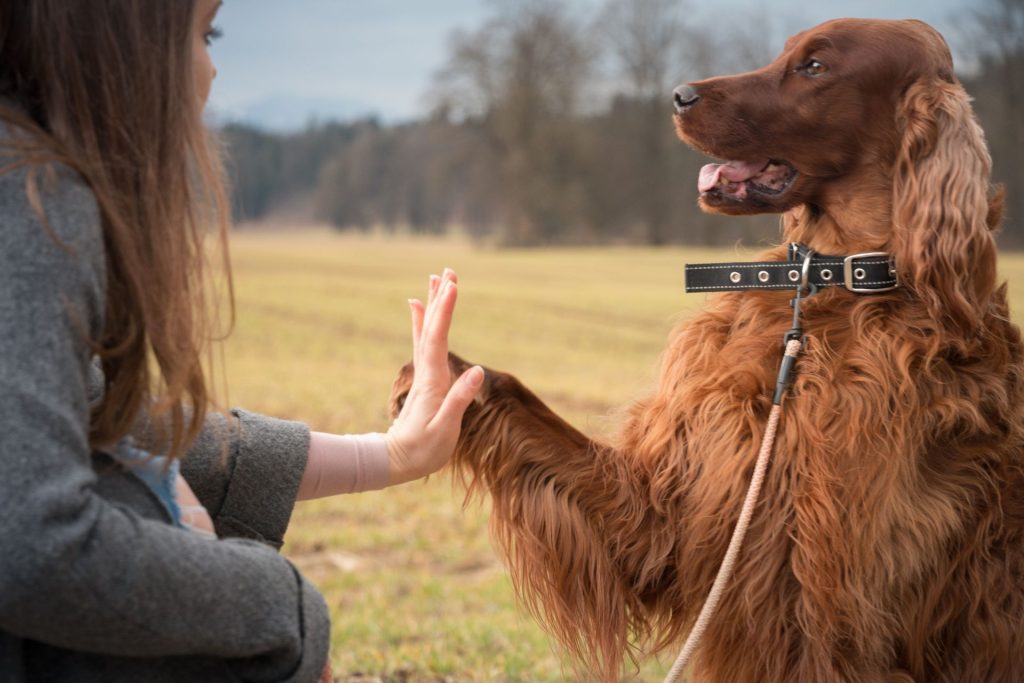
685;243;898;294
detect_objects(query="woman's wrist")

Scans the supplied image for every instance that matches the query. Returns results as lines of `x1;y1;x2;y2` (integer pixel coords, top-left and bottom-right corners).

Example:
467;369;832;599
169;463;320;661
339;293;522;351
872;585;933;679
300;432;390;499
384;430;421;486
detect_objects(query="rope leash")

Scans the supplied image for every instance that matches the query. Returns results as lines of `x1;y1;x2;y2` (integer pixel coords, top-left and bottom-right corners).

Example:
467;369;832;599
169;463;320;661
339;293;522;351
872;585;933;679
662;337;802;683
662;246;818;682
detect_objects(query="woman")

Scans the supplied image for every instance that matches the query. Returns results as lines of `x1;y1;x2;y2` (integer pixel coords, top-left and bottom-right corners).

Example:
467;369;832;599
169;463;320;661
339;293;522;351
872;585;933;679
0;1;483;681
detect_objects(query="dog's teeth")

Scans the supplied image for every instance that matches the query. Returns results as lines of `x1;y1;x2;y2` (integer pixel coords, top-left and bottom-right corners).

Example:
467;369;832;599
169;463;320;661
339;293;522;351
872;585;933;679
719;176;730;186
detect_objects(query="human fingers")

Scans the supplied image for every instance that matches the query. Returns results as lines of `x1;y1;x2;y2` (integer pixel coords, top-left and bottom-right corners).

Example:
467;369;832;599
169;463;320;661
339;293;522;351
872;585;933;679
409;298;424;365
421;273;445;354
411;269;460;403
418;279;457;385
431;365;485;430
423;269;457;331
411;269;452;384
426;274;441;312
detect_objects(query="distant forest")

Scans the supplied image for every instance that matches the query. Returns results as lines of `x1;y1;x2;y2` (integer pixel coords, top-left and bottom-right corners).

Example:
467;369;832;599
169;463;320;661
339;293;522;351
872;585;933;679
220;0;1024;248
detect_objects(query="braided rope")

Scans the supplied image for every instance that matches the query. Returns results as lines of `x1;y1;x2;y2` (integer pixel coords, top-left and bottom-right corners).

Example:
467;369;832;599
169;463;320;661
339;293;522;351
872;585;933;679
662;338;802;683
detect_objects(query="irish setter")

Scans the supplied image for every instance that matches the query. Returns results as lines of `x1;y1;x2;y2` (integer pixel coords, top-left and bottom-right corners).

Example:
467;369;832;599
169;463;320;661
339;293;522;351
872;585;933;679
390;18;1024;682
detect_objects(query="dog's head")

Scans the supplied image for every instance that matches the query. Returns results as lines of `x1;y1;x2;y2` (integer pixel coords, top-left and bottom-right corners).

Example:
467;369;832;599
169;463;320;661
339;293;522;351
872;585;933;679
672;18;956;217
674;18;1002;334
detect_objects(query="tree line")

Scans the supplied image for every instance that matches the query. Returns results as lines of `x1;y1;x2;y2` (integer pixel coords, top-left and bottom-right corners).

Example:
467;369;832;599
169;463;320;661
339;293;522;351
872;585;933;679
221;0;1024;248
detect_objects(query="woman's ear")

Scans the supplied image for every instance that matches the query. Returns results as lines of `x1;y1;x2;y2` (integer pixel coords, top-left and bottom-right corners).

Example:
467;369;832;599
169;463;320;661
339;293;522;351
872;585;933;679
889;76;998;336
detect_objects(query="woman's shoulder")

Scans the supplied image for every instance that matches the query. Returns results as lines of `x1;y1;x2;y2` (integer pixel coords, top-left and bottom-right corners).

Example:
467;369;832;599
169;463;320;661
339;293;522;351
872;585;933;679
0;123;105;277
0;146;100;245
0;121;106;332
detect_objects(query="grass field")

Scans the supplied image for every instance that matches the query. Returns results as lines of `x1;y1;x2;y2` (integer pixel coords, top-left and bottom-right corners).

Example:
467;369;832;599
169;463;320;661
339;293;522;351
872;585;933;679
222;229;1024;682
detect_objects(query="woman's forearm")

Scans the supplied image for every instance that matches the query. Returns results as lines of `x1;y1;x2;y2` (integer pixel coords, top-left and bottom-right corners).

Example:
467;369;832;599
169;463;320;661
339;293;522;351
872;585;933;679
299;431;391;500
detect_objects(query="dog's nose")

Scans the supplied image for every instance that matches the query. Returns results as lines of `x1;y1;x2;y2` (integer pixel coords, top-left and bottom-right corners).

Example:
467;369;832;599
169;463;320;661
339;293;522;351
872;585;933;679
672;84;700;113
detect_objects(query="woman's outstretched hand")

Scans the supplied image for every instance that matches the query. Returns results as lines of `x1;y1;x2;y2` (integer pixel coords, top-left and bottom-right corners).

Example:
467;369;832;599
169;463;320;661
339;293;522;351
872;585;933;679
385;268;483;486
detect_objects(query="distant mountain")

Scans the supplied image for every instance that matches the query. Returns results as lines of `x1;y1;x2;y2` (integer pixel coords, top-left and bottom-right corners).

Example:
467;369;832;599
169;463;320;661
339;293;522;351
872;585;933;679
210;94;380;132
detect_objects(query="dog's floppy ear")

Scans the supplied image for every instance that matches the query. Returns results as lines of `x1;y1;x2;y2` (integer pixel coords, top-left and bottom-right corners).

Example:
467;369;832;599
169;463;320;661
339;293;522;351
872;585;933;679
889;75;998;336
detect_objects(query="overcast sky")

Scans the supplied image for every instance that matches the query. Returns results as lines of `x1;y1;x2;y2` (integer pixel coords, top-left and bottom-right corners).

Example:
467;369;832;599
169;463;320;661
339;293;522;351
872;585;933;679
206;0;979;131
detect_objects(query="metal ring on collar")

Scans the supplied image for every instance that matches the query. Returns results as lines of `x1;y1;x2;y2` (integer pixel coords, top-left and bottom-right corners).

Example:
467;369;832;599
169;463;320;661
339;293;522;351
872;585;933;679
800;249;815;295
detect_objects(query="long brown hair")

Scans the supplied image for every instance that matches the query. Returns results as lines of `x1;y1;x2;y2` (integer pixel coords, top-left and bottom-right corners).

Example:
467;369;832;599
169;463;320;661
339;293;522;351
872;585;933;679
0;0;232;459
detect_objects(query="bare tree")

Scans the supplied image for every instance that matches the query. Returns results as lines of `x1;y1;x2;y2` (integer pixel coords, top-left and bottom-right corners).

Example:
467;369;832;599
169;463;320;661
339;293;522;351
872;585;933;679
960;0;1024;245
596;0;696;244
432;0;596;245
233;1;1018;249
599;0;685;99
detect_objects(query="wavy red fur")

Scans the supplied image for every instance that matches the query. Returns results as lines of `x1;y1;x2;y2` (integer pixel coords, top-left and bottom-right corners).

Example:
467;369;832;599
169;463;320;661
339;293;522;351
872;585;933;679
391;18;1024;683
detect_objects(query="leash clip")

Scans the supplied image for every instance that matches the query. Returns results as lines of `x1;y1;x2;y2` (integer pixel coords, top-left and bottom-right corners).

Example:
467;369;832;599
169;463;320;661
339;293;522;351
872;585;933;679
776;248;813;403
783;248;814;345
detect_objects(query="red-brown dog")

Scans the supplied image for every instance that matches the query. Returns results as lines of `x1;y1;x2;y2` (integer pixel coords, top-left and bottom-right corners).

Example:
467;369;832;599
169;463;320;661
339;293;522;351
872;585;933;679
392;18;1024;683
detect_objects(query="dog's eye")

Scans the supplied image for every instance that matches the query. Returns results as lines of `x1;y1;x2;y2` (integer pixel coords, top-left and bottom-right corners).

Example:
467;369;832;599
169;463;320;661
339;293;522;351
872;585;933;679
799;59;828;76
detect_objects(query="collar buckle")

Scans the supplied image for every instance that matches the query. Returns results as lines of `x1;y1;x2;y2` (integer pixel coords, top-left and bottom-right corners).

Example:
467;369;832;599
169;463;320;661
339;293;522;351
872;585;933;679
843;252;898;293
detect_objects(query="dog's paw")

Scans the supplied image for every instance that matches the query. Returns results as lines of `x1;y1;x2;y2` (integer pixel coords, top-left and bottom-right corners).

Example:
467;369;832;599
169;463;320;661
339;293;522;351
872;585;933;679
387;352;483;419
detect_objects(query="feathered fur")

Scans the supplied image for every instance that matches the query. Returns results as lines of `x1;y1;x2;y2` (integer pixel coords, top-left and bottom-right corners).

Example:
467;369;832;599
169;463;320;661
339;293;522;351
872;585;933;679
391;19;1024;682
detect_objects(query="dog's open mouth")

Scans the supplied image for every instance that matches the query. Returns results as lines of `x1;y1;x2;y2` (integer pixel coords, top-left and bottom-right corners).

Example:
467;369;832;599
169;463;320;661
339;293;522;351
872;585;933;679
698;159;798;203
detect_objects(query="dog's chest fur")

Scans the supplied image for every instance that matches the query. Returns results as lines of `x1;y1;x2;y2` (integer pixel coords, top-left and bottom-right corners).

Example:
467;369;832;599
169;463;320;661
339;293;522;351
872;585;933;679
654;288;1024;679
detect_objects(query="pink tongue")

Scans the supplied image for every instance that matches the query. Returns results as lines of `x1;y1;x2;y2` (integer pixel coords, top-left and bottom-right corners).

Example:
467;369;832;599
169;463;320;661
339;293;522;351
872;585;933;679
698;159;770;193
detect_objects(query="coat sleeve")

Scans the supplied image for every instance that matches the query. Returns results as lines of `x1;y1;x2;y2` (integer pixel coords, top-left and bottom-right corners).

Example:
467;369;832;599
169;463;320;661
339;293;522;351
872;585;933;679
176;408;311;549
0;163;328;683
101;354;312;547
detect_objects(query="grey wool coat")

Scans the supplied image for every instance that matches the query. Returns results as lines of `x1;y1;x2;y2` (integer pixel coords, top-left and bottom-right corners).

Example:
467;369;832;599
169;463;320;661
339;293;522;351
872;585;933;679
0;126;330;681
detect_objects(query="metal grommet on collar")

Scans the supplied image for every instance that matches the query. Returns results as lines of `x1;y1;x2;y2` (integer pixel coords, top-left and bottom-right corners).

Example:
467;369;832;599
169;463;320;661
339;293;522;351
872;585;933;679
730;271;742;283
788;270;800;282
854;268;866;280
758;270;769;283
820;269;833;281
